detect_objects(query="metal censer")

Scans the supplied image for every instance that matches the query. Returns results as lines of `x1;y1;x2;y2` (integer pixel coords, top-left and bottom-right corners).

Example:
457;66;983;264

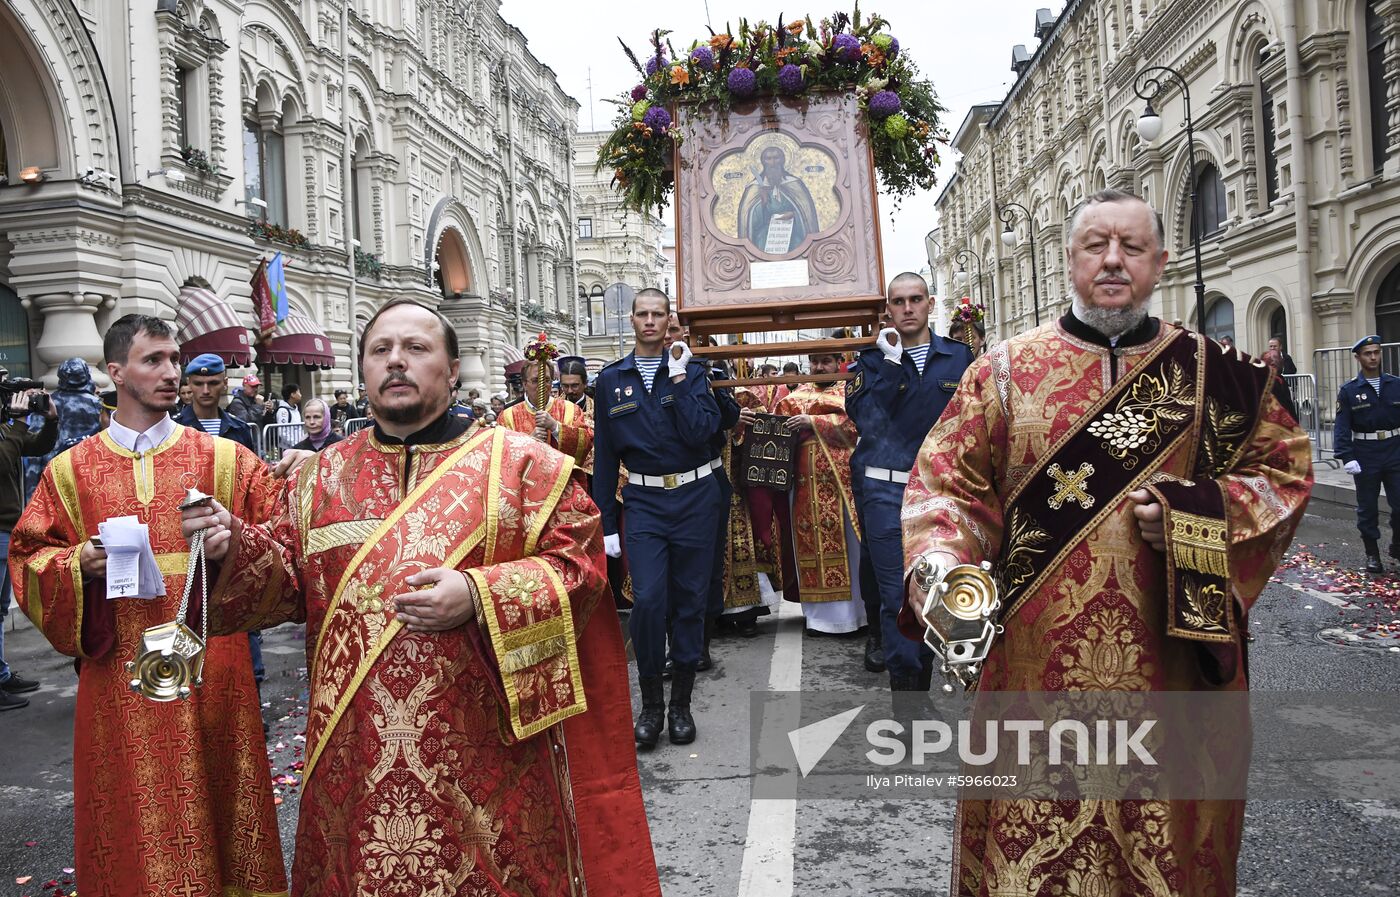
909;556;1003;692
125;487;214;701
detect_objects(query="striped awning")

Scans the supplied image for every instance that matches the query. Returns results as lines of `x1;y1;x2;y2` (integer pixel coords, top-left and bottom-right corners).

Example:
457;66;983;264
257;311;335;368
176;286;252;366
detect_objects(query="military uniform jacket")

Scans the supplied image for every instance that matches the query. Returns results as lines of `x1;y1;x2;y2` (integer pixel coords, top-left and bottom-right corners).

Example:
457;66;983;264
591;353;721;534
1334;371;1400;461
846;335;975;475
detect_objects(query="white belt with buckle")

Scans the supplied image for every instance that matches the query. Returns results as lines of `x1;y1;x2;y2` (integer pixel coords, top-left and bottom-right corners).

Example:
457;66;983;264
864;466;911;485
629;462;716;490
1354;429;1400;441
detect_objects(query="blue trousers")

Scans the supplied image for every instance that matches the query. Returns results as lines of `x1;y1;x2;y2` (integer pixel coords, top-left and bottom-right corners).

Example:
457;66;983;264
1352;443;1400;544
624;475;722;677
853;475;932;679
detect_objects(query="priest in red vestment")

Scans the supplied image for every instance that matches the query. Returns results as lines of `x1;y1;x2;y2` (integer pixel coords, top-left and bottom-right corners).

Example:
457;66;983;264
182;298;660;897
900;190;1312;896
494;354;593;474
773;352;864;634
10;314;288;897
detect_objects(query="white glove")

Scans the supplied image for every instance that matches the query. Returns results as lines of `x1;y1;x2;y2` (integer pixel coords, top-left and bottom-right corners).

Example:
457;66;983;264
668;342;693;379
604;533;622;558
1344;459;1362;475
877;327;903;361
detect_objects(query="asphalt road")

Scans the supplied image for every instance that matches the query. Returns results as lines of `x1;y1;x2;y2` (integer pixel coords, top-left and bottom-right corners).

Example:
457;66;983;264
2;509;1398;896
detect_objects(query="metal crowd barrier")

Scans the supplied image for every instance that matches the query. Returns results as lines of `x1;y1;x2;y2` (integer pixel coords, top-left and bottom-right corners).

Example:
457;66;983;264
260;422;307;463
344;416;371;435
1280;373;1330;465
1309;343;1400;465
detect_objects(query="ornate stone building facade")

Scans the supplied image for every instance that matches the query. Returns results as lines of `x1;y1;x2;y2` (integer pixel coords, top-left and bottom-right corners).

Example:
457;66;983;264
572;130;667;366
0;0;579;394
934;0;1400;373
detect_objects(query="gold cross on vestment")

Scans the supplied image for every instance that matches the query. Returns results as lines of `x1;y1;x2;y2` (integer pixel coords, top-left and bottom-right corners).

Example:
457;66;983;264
1046;462;1096;510
354;581;386;614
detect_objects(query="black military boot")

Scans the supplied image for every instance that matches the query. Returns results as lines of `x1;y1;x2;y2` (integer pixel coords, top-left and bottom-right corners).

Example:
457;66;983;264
1365;538;1385;574
864;626;886;673
667;671;698;744
1389;536;1400;562
635;676;666;748
697;618;714;672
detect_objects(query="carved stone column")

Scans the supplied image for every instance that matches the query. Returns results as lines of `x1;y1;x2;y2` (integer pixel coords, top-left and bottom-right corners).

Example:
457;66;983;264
28;292;110;387
1379;0;1400;163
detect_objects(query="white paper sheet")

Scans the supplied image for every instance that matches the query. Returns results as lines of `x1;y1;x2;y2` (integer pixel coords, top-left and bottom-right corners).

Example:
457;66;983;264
98;516;166;600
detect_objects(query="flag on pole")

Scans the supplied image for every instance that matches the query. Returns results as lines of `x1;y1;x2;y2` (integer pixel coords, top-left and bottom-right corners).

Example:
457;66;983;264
267;251;289;323
250;257;277;342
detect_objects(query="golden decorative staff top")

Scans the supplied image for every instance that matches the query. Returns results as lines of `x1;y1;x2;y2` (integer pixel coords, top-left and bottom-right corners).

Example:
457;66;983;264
524;331;560;409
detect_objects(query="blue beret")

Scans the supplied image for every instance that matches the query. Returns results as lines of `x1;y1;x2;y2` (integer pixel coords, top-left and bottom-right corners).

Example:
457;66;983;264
184;353;226;376
1353;335;1381;353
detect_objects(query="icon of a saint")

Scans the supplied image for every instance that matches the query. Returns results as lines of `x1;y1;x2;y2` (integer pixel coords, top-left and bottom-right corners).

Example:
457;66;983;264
736;146;822;256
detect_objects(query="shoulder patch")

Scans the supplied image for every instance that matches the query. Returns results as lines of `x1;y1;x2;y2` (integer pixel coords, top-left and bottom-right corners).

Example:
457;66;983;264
847;371;865;396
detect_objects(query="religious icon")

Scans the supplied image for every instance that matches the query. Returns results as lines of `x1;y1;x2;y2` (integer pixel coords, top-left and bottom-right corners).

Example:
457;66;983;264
711;138;840;257
674;92;885;325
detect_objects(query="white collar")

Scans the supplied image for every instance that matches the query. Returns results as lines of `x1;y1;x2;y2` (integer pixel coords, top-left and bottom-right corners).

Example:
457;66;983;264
107;412;177;453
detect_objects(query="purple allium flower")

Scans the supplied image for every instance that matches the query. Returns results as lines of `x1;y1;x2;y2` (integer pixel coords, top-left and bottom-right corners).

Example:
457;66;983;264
888;36;900;59
832;33;861;63
642;106;672;132
727;67;758;97
691;46;716;71
777;64;804;94
645;55;669;76
868;90;901;119
631;83;649;101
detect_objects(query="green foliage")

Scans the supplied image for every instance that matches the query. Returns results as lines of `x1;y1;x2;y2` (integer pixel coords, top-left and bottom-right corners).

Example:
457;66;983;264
595;8;946;214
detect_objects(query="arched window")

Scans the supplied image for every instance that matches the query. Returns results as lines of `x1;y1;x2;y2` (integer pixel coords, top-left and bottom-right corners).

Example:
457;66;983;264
242;95;289;226
1190;162;1227;242
1258;49;1279;203
1269;306;1288;352
1367;0;1391;173
588;284;606;336
1202;296;1235;343
1376;263;1400;344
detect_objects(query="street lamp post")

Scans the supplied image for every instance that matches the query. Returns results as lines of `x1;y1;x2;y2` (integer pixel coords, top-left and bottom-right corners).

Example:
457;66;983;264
999;202;1040;327
953;247;990;329
1134;64;1206;334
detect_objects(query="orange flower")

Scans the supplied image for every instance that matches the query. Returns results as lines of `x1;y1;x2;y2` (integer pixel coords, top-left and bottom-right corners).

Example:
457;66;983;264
862;43;886;67
776;46;799;62
670;65;690;86
710;33;734;51
787;19;806;34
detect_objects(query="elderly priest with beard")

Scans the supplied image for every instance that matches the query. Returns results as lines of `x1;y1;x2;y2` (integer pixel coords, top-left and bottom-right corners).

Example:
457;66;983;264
899;189;1312;896
181;297;660;897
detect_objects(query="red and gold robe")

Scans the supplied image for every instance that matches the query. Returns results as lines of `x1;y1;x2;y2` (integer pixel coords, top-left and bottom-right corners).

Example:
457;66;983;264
496;395;593;474
9;428;287;897
900;321;1313;896
210;425;659;897
775;383;860;602
723;388;789;609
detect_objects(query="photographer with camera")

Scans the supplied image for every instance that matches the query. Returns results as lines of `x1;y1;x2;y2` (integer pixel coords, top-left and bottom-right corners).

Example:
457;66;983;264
0;368;58;711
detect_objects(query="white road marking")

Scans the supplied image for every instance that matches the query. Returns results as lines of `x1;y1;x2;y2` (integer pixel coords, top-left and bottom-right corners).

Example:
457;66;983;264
1281;581;1354;609
736;599;804;897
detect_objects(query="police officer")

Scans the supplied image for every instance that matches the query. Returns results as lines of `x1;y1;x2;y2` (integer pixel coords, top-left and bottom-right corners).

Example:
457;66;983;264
593;289;722;748
1334;335;1400;574
847;272;974;692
